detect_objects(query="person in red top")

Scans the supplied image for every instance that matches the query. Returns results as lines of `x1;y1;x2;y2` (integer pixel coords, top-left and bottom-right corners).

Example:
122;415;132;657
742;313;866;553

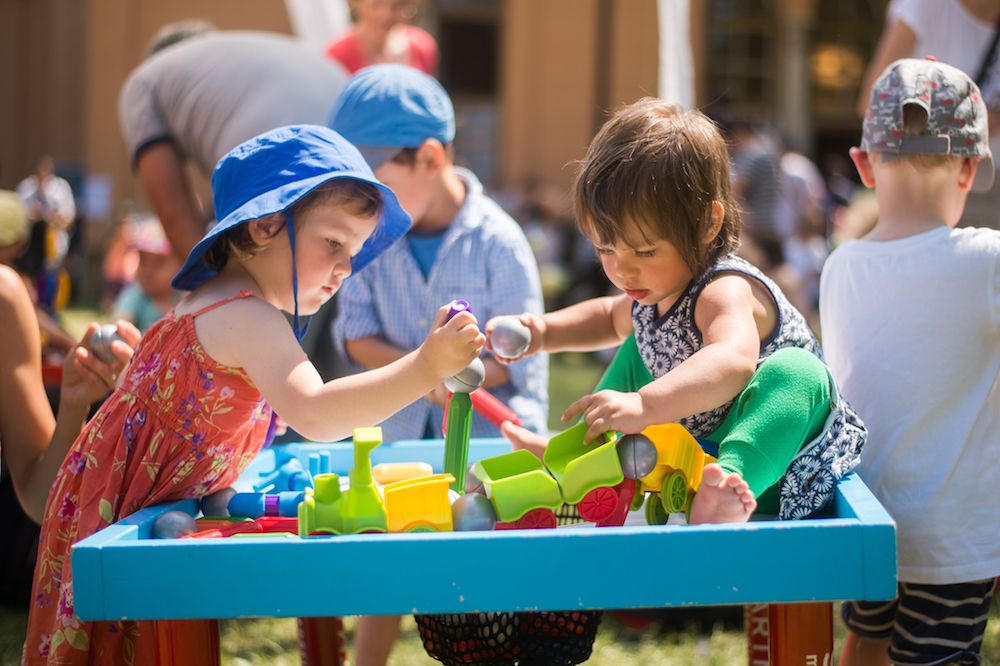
326;0;439;76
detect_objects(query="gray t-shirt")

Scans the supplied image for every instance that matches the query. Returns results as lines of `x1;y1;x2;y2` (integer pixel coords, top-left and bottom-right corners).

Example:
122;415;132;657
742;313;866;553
119;31;349;177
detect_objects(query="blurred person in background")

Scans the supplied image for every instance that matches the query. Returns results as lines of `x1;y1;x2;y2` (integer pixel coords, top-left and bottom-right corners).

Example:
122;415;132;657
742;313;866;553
0;190;76;356
858;0;1000;229
15;156;76;315
727;119;783;270
326;0;439;75
111;215;181;335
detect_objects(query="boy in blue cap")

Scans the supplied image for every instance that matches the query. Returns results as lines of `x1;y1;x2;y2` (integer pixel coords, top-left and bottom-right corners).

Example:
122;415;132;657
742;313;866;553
329;66;548;443
329;64;550;666
23;125;485;666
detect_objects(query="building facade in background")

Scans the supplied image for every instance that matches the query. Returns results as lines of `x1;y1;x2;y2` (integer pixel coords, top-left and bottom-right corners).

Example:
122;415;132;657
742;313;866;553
0;0;885;300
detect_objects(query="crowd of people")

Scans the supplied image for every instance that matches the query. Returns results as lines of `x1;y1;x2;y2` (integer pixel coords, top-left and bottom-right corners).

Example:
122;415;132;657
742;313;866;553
3;2;1000;666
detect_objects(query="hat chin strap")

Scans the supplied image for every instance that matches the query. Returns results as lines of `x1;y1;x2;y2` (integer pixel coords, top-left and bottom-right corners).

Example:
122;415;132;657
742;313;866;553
285;211;312;343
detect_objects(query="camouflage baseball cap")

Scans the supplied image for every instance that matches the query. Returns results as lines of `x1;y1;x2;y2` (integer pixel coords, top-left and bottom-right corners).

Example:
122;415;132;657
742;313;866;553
862;56;994;192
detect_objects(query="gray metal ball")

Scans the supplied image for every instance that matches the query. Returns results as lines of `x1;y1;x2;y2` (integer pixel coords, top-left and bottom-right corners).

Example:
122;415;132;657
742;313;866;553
152;510;199;539
490;317;531;359
451;492;497;531
464;463;485;494
90;324;126;363
617;433;658;480
444;357;486;394
199;487;237;517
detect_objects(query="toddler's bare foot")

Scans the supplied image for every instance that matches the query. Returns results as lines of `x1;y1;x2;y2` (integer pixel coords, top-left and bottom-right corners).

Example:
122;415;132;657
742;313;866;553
688;463;756;524
501;421;548;459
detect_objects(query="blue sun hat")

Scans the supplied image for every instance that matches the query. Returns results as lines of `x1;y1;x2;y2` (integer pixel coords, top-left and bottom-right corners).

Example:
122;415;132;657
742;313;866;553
172;124;411;339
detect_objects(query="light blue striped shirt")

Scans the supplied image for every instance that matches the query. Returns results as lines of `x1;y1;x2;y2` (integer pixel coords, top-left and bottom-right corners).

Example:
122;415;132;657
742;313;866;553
333;168;548;441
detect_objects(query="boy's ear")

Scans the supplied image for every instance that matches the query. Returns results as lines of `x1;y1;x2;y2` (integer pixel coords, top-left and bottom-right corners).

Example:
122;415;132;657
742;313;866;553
701;200;725;246
246;214;285;246
849;147;876;188
416;139;446;176
957;157;979;193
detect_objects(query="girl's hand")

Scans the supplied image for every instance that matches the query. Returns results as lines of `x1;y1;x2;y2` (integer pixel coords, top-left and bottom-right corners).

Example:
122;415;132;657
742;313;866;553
563;389;647;445
62;321;140;408
484;313;545;365
419;304;486;381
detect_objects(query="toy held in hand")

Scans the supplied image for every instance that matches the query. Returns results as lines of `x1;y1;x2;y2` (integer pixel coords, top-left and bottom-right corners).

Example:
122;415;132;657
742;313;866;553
152;510;198;538
489;317;531;359
444;356;485;394
90;323;127;363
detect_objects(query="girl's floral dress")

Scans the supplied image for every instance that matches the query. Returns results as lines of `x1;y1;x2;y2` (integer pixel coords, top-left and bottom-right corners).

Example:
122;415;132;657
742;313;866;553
24;293;272;665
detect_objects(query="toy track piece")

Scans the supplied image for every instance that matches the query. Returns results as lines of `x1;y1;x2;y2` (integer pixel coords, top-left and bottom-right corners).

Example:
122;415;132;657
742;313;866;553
662;472;689;514
644;494;669;525
515;508;557;530
577;486;618;523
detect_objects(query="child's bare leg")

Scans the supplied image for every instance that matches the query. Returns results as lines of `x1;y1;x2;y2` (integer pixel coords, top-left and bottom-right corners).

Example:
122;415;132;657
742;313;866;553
354;614;401;666
688;463;756;524
501;421;548;459
838;630;892;666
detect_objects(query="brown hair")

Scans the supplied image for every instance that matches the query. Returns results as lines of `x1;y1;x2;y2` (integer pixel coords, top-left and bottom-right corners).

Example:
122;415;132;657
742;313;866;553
573;98;740;276
389;142;455;167
202;178;383;272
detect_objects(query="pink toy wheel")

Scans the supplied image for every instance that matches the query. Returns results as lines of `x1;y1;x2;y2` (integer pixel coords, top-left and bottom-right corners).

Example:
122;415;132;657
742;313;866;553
515;508;557;530
577;486;619;523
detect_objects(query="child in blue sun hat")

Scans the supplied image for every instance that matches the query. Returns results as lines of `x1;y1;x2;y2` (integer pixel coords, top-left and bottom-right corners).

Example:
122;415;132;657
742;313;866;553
23;124;486;665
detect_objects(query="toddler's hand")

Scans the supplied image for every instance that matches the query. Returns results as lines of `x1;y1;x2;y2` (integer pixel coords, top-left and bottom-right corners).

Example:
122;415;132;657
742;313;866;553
419;304;486;381
563;389;647;445
484;313;545;364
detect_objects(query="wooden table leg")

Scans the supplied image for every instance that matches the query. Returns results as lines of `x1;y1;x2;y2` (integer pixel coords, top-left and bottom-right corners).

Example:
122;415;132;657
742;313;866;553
768;602;833;666
298;616;347;666
745;604;769;666
154;619;220;666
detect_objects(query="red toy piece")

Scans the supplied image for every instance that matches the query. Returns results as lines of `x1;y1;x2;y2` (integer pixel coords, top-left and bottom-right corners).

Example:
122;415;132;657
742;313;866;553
179;521;264;539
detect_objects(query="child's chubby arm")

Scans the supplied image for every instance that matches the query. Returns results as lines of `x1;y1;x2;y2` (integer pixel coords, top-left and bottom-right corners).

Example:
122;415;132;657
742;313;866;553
484;295;632;364
565;274;767;444
221;300;485;442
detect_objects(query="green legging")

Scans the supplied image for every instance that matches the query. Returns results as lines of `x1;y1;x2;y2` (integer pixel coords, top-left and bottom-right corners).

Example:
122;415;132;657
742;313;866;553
592;335;832;513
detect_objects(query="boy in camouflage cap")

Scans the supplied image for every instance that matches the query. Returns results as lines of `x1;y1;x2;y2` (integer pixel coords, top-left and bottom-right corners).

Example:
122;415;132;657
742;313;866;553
820;56;1000;666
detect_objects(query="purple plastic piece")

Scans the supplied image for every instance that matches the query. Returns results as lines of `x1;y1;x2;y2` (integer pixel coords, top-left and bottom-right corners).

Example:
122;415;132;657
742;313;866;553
264;495;280;516
447;300;471;320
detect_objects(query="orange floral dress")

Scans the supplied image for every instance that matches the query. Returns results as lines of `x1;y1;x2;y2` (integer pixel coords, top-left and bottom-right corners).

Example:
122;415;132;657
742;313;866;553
24;292;272;666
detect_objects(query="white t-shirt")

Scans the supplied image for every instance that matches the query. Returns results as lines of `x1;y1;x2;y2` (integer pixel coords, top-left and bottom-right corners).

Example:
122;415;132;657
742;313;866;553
890;0;1000;162
119;31;349;177
819;226;1000;584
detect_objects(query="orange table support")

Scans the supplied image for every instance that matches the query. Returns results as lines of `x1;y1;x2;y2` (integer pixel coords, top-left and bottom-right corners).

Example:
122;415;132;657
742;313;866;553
298;616;348;666
745;602;834;666
155;619;220;666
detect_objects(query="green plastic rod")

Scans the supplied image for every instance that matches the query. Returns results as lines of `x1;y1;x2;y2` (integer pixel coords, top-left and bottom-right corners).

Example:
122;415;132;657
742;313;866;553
444;392;473;493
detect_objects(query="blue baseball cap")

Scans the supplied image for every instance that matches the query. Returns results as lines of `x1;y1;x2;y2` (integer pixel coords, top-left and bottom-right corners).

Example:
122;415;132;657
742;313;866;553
172;125;412;292
328;64;455;171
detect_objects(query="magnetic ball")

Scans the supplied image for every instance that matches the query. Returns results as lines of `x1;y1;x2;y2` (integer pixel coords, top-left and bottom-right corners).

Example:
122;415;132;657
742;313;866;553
199;487;237;517
152;510;199;539
465;463;485;495
616;433;658;480
444;357;486;394
90;324;126;363
490;317;531;359
451;493;497;531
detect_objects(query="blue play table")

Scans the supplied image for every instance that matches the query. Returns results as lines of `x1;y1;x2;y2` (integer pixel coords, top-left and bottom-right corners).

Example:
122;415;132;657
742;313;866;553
72;438;896;665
